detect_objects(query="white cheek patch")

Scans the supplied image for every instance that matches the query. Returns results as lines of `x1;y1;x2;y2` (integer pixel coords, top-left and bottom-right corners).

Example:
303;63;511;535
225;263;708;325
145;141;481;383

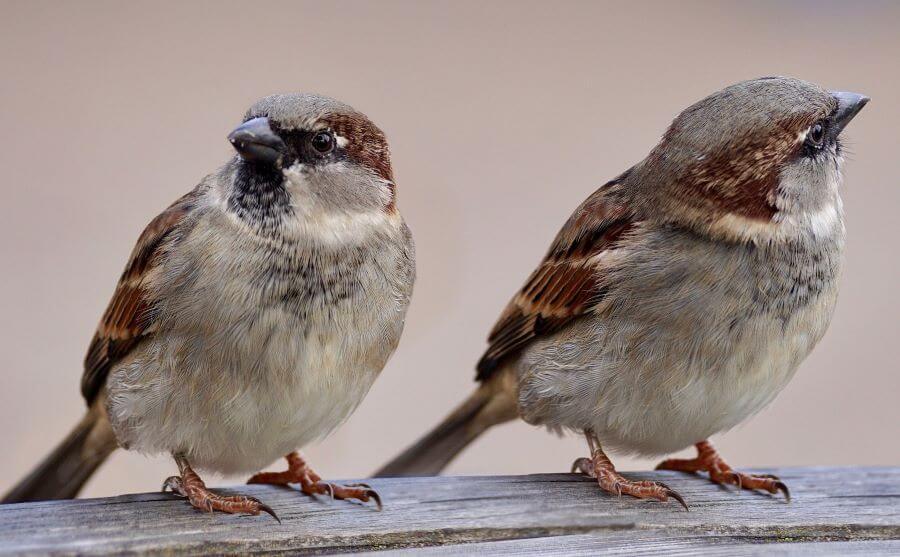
282;162;309;186
772;194;843;240
277;163;400;245
334;134;349;148
805;202;842;238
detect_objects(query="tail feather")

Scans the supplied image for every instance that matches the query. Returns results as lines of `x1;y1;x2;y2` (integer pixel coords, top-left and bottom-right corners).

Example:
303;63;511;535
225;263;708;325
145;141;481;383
375;375;517;477
2;404;116;503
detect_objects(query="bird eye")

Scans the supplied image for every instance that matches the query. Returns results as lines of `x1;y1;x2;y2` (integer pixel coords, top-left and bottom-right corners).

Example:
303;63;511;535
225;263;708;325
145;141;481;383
311;131;334;154
807;121;826;147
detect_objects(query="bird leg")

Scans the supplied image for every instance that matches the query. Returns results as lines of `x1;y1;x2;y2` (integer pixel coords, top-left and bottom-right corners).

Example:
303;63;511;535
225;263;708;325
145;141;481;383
247;451;381;510
656;440;790;501
162;454;278;520
571;431;688;510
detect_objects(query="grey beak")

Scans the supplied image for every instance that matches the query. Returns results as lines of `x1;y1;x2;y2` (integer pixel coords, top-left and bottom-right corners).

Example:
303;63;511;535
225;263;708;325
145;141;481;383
830;91;869;136
228;117;286;164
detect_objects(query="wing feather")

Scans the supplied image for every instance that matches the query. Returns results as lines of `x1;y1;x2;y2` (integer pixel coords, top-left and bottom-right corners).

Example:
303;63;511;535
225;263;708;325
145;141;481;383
80;189;202;403
475;182;635;381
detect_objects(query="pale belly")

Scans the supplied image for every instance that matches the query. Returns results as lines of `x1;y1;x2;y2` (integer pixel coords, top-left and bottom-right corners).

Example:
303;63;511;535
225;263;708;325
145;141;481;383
106;296;401;476
592;316;817;456
517;284;837;457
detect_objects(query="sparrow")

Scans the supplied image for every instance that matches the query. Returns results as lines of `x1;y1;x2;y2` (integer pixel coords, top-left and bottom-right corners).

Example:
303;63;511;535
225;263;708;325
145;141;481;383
376;77;868;508
2;93;416;519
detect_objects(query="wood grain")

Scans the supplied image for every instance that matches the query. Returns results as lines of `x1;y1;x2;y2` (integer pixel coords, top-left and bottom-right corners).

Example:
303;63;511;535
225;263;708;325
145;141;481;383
0;467;897;555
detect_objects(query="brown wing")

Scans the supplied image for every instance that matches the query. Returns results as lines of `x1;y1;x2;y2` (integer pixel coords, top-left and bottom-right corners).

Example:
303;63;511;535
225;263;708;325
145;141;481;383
475;181;635;381
81;189;202;403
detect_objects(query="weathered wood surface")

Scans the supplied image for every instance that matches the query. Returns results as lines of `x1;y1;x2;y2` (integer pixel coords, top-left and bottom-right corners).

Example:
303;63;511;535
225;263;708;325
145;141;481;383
0;467;897;555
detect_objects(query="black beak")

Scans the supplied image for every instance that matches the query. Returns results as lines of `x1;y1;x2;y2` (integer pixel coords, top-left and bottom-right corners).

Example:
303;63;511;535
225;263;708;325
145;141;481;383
829;91;869;136
228;117;286;164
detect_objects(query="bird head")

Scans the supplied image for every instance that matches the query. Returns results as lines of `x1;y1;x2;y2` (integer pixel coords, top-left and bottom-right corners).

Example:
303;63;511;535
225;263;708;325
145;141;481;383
631;77;868;242
227;93;396;221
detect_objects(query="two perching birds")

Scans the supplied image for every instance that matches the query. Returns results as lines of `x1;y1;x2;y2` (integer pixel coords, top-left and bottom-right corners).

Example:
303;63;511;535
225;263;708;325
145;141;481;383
2;77;868;516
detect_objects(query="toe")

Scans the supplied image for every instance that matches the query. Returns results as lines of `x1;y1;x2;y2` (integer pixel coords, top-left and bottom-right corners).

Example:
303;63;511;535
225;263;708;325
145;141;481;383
331;484;384;509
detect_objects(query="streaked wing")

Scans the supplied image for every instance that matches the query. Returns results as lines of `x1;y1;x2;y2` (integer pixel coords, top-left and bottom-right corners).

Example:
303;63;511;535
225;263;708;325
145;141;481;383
476;181;634;381
81;188;202;403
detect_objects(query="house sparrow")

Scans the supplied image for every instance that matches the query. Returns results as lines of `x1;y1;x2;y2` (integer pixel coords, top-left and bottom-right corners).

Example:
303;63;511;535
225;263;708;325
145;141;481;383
2;93;415;519
376;77;867;508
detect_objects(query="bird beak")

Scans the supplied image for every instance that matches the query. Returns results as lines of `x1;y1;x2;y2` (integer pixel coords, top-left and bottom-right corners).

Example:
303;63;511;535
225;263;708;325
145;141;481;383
829;91;869;136
228;117;286;165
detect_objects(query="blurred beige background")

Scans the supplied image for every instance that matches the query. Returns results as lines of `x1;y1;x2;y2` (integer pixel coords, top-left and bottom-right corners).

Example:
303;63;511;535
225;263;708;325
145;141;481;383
1;0;898;499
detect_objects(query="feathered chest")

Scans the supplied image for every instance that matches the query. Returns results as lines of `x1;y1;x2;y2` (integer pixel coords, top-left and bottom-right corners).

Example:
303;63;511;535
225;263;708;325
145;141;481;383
746;235;843;324
248;241;372;321
604;224;844;335
151;208;412;346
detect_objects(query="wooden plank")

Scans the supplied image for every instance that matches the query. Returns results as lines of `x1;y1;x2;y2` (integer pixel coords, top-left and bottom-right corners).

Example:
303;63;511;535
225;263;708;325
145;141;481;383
0;467;897;555
383;535;900;556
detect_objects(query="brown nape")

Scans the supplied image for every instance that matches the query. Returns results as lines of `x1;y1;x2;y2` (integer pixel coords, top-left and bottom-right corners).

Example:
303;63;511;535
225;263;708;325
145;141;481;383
321;113;394;184
648;116;812;222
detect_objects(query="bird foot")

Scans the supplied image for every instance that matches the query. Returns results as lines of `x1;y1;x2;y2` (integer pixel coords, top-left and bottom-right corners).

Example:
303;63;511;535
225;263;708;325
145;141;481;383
571;454;688;510
162;466;278;521
247;452;381;510
655;440;790;502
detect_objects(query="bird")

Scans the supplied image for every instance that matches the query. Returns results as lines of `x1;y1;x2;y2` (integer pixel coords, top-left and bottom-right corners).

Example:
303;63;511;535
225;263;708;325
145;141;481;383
376;77;868;508
2;93;416;519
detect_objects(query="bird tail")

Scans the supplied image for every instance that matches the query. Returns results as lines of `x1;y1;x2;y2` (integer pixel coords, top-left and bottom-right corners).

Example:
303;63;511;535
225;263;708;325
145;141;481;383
2;401;117;503
375;370;518;477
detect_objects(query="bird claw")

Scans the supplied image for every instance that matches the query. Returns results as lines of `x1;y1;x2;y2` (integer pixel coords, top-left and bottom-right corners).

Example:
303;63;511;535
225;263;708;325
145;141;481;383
595;475;689;510
247;453;381;510
571;457;594;476
724;472;790;502
655;442;790;503
308;481;382;510
665;487;689;511
253;499;281;522
319;483;335;499
574;432;691;510
773;480;791;503
366;489;383;511
162;476;182;494
163;469;279;520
